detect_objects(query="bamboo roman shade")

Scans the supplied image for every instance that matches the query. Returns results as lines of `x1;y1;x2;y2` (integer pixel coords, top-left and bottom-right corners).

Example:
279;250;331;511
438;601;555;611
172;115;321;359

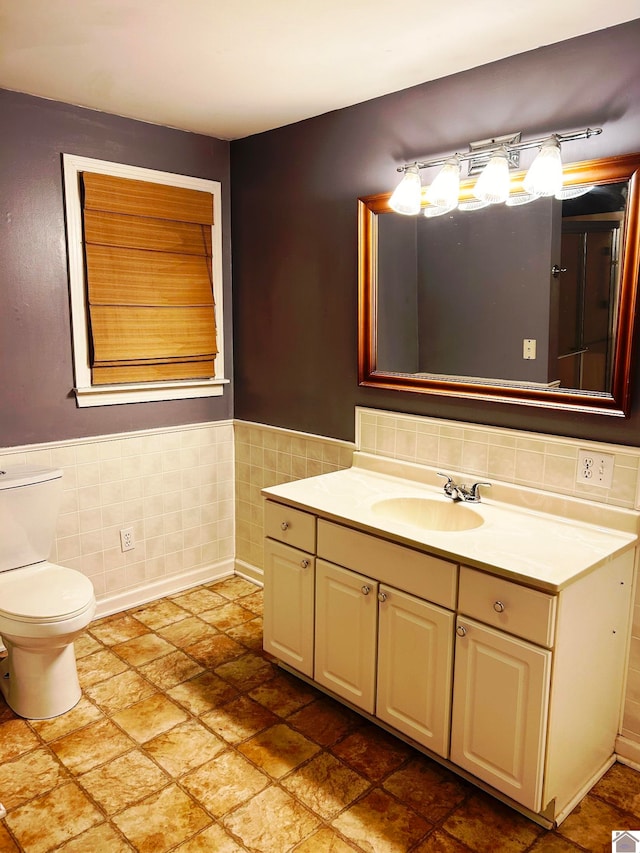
81;172;217;385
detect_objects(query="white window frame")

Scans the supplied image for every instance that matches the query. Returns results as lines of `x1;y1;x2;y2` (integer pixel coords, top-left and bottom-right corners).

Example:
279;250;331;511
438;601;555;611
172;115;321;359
63;153;228;407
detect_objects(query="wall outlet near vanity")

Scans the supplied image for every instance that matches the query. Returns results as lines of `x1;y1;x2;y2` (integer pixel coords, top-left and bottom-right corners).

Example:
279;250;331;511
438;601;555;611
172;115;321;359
576;449;614;488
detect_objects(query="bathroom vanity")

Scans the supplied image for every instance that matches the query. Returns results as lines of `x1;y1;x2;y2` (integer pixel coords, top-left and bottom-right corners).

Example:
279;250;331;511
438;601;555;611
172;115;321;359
262;453;639;827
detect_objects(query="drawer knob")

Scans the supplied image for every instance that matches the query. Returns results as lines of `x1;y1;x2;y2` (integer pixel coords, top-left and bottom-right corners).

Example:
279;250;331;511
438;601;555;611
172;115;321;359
377;592;387;603
300;559;309;569
493;600;505;613
456;625;467;638
280;521;290;531
361;585;371;595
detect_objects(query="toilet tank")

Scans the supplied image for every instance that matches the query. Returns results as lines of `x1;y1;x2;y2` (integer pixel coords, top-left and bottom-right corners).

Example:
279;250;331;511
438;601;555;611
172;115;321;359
0;467;64;573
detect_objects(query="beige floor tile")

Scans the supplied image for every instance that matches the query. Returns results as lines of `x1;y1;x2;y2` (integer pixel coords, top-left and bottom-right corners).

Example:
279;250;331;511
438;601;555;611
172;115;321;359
30;696;103;742
138;649;203;690
223;786;320;851
236;589;264;615
57;821;134;852
282;751;370;820
332;788;432;852
214;650;276;691
73;632;103;659
5;782;103;853
200;694;278;744
156;615;218;649
112;633;175;666
169;587;227;614
173;823;245;852
590;762;640;818
442;793;543;853
131;600;190;630
555;794;634;851
181;750;269;817
143;719;226;776
413;829;484;852
226;616;264;651
288;696;361;747
525;833;591;852
209;576;257;600
167;671;239;715
78;749;168;814
89;613;150;645
249;670;318;716
383;756;470;822
198;601;256;631
112;693;188;743
0;748;68;810
293;827;361;852
50;718;134;775
0;718;40;761
238;722;321;779
0;822;20;852
184;633;245;669
85;669;157;714
76;648;129;687
112;784;210;853
331;724;412;782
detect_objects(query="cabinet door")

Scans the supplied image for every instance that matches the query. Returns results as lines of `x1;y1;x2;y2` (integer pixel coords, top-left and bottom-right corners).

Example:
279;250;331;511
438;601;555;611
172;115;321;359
450;617;551;812
263;538;315;676
377;585;454;757
315;560;378;713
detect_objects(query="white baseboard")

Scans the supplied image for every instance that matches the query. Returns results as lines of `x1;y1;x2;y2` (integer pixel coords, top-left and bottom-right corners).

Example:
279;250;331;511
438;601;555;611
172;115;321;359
615;735;640;770
234;559;264;586
94;559;236;619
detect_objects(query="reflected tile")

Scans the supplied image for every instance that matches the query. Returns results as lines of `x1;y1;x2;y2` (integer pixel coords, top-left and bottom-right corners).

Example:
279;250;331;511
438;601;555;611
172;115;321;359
223;786;320;851
76;648;129;687
50;719;134;774
131;599;190;630
590;762;640;818
112;633;175;666
442;793;542;853
249;671;318;717
112;784;210;853
288;696;361;747
238;723;320;779
79;750;167;814
57;822;134;852
157;615;217;649
208;576;257;600
331;724;412;781
89;613;150;645
173;823;245;852
0;748;68;810
0;718;40;760
201;695;278;744
383;756;469;822
85;670;156;714
182;750;268;817
199;602;256;631
293;827;360;852
139;649;203;690
556;794;633;851
112;693;188;743
170;587;227;614
185;634;245;669
144;719;226;776
168;671;239;715
332;788;431;852
30;696;103;742
282;751;370;820
5;782;102;853
214;651;276;691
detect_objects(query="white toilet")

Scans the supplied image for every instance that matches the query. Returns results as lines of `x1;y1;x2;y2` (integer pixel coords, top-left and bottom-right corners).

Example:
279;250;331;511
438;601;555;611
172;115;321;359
0;466;96;719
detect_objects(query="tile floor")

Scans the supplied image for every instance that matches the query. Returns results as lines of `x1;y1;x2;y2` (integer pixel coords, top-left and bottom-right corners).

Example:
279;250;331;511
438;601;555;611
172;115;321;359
1;576;640;853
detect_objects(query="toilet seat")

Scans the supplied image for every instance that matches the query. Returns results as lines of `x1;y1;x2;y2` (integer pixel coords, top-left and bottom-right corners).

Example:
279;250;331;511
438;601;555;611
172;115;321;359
0;562;95;623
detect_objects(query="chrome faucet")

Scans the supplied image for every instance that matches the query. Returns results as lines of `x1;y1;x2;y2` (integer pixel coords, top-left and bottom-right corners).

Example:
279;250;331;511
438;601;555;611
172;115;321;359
437;473;491;503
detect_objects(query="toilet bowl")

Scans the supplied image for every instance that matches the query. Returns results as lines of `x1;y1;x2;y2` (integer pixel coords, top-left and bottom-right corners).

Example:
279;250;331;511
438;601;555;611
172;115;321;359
0;467;96;719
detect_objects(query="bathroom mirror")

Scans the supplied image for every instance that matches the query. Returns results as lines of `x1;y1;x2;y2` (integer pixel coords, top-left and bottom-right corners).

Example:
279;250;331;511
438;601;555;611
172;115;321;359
358;153;640;416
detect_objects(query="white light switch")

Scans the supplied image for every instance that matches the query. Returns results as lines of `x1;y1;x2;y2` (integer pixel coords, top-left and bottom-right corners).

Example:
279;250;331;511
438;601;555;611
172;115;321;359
523;339;536;360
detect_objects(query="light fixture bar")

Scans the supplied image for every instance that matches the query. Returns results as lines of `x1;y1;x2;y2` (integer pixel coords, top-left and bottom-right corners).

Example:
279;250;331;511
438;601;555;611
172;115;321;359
395;127;602;174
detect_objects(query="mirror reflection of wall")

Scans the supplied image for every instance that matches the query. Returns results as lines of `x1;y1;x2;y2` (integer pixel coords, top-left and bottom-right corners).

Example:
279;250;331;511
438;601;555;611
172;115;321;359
376;182;627;394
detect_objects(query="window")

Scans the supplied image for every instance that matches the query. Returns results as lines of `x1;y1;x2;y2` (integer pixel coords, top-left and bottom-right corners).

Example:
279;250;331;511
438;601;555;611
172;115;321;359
63;154;227;406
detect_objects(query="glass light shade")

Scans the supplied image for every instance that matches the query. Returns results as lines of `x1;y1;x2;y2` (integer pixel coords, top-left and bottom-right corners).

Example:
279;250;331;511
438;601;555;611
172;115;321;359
425;157;460;208
556;184;594;200
473;147;511;204
524;136;563;197
424;203;457;218
458;199;489;211
505;192;538;206
389;165;422;215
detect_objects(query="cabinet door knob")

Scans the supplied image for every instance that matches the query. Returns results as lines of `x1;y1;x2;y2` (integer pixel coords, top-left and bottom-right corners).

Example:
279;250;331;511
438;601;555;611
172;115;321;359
456;625;467;638
361;585;370;595
280;521;289;531
377;592;387;602
493;600;505;613
300;559;309;569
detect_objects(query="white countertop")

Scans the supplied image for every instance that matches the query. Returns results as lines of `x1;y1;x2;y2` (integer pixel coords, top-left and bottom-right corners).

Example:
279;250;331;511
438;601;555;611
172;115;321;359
262;458;639;592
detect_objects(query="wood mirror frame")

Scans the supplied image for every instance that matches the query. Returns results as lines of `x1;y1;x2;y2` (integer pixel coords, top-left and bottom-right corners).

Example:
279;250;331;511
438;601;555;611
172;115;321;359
358;153;640;417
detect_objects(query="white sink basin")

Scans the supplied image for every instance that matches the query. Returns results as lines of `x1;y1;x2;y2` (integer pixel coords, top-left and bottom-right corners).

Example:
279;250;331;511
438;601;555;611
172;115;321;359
371;497;484;532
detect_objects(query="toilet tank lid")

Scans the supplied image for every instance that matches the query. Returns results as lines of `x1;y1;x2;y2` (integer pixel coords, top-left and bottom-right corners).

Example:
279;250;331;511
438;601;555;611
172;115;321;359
0;466;63;490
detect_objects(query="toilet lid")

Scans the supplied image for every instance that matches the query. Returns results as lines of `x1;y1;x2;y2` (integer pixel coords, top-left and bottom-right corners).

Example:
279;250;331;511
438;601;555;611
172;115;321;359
0;562;95;622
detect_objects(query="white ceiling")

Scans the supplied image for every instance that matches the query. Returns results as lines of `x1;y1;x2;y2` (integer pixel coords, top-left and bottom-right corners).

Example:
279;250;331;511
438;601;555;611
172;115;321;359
1;1;638;140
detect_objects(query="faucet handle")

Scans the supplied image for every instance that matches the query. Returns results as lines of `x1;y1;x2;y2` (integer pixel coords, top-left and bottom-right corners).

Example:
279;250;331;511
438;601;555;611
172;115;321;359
437;472;461;501
466;481;491;502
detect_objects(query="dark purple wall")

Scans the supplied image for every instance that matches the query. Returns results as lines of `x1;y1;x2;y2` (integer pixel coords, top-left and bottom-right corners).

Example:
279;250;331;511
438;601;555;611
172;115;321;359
0;90;232;448
231;20;640;444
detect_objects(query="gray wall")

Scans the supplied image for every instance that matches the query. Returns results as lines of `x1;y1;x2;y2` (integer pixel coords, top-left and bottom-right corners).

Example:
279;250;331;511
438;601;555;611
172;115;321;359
231;19;640;444
0;90;232;448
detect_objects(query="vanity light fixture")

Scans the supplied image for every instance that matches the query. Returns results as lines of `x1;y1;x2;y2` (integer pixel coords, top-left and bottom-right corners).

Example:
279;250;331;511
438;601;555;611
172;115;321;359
389;127;602;215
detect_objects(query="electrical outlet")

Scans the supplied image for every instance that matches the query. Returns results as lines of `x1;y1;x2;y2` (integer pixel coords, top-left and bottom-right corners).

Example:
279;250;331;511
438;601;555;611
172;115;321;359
576;449;614;488
120;527;135;552
523;339;536;360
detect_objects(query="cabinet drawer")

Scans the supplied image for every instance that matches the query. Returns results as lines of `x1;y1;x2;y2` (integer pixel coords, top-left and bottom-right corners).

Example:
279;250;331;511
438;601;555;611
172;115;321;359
458;566;556;647
265;500;316;553
317;519;457;609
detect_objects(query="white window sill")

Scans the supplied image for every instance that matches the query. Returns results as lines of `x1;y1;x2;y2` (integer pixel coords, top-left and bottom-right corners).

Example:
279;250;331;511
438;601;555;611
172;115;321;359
74;378;229;407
